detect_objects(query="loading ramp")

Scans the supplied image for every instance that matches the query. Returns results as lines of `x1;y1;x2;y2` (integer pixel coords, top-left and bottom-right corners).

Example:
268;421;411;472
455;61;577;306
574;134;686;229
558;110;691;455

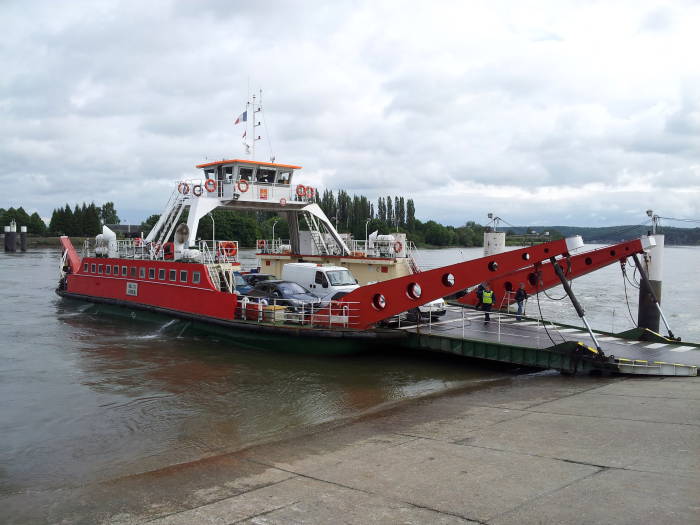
398;307;698;376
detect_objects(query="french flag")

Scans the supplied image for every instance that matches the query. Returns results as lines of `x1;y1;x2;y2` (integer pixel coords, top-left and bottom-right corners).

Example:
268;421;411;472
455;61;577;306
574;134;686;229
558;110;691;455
234;111;247;125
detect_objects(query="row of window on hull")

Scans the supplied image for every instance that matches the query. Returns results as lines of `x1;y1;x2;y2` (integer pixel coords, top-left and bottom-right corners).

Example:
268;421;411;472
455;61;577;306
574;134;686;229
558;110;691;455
83;263;201;284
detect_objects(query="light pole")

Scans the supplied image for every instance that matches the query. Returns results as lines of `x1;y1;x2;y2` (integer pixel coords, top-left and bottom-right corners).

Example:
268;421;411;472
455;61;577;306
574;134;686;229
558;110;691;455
208;213;215;248
365;217;371;252
272;217;279;247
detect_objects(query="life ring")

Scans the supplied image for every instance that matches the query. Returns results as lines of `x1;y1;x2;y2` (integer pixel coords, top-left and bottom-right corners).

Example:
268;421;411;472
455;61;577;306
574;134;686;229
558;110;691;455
134;237;142;247
393;241;403;253
192;184;203;197
219;241;237;257
296;184;306;197
205;179;217;192
306;186;315;199
178;182;190;194
237;179;249;193
256;239;267;250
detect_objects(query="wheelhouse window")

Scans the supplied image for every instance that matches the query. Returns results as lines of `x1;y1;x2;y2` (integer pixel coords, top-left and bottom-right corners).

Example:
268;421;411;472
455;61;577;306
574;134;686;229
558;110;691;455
130;267;136;278
105;265;111;275
204;168;215;180
139;267;146;279
256;168;275;183
121;266;127;276
149;268;155;279
98;264;103;274
225;166;234;182
192;271;201;284
113;265;119;274
238;167;254;182
91;264;96;273
158;269;165;280
169;269;177;281
276;170;291;185
180;270;187;282
83;263;88;272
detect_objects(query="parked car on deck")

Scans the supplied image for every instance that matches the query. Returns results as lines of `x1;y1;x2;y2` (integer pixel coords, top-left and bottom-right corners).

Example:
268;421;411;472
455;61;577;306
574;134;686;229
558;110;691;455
243;280;321;312
242;273;275;287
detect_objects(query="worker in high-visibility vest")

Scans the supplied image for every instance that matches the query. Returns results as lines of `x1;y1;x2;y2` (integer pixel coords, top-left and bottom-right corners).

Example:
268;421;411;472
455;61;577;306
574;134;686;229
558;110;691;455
482;283;495;324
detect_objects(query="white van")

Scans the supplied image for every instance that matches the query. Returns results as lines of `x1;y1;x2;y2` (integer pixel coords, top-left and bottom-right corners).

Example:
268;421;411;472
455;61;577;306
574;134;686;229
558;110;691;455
281;263;359;302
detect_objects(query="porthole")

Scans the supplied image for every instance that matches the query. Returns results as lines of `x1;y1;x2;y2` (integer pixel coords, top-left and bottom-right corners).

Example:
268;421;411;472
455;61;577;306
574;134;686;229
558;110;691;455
372;293;387;310
406;282;422;300
488;261;499;272
522;253;530;261
442;273;455;287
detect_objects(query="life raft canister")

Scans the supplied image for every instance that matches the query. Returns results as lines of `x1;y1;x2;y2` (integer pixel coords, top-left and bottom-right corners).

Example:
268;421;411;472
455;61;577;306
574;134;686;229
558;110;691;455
178;182;190;194
257;239;267;250
393;240;403;253
296;184;306;197
205;179;217;193
237;179;250;193
219;241;237;257
192;184;203;197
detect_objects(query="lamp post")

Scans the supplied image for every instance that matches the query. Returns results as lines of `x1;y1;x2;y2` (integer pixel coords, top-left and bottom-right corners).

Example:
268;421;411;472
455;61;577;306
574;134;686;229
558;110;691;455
272;217;279;249
209;213;215;249
365;217;371;253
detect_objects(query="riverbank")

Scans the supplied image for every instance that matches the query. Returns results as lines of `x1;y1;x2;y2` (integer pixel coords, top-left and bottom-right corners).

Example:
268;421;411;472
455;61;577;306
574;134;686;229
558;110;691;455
4;372;697;523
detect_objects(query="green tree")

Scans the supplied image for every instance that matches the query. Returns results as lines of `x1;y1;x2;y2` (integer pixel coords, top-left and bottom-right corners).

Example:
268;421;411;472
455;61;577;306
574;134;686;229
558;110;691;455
100;202;120;225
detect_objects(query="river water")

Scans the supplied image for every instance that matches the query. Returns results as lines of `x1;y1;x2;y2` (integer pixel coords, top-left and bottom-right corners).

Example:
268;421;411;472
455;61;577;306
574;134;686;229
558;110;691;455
0;245;698;499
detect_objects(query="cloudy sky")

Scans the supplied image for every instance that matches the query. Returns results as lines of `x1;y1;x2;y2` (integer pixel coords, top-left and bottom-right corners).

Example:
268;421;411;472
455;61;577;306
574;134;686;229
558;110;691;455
2;0;699;227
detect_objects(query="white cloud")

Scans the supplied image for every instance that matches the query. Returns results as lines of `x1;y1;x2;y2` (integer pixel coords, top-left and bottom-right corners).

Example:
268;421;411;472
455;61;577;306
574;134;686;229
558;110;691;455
1;0;699;228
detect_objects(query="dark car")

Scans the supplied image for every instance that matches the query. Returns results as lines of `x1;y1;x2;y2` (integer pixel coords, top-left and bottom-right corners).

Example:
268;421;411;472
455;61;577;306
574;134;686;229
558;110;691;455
244;280;321;311
242;273;275;287
233;272;253;295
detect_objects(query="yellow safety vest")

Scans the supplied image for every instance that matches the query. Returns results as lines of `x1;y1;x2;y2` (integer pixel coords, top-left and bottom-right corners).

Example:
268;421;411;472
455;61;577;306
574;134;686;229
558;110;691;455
482;290;494;304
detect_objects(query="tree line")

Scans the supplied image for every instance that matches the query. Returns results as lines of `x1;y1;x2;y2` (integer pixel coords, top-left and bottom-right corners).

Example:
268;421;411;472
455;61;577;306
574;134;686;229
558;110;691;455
317;190;484;247
0;207;48;235
46;202;120;236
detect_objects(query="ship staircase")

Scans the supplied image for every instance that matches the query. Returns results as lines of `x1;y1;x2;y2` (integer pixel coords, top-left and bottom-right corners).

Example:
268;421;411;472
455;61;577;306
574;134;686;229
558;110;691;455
146;189;188;257
303;213;333;255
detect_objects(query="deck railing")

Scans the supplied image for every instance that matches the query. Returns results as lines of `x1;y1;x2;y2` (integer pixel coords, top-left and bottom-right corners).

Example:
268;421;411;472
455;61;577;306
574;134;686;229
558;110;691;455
234;297;361;329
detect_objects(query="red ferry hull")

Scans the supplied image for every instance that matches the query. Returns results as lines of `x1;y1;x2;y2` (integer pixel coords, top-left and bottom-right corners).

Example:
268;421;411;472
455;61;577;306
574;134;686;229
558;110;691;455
65;257;237;320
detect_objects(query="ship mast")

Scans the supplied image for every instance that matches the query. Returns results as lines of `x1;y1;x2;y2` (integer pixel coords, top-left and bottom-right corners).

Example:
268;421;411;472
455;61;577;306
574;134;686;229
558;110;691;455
241;88;274;162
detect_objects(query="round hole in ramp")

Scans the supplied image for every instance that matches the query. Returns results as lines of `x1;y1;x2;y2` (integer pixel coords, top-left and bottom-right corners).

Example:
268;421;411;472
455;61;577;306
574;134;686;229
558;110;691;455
406;282;422;300
372;293;386;310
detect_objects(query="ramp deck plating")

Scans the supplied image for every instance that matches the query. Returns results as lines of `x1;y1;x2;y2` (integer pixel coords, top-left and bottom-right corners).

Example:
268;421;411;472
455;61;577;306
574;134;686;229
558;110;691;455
398;307;699;375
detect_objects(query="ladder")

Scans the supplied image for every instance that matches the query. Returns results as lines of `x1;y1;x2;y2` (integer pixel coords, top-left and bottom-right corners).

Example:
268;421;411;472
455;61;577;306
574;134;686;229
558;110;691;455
303;214;330;255
150;191;187;253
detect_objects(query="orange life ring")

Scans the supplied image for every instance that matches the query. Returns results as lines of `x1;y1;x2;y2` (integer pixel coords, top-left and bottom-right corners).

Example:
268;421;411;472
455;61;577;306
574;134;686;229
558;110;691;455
256;239;267;250
192;184;203;197
393;241;403;253
219;241;237;257
306;186;315;199
296;184;306;197
205;179;217;192
237;179;250;193
178;182;190;194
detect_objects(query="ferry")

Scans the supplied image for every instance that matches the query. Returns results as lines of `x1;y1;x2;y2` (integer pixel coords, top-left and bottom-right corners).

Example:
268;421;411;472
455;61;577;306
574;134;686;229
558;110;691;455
56;150;428;352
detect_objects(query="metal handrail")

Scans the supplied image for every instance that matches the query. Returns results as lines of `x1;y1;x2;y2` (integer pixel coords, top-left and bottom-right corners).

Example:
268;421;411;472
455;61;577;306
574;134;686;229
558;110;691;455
234;297;362;329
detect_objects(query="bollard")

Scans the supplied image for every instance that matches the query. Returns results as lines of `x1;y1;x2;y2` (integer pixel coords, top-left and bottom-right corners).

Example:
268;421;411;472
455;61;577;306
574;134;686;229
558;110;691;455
20;226;27;252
